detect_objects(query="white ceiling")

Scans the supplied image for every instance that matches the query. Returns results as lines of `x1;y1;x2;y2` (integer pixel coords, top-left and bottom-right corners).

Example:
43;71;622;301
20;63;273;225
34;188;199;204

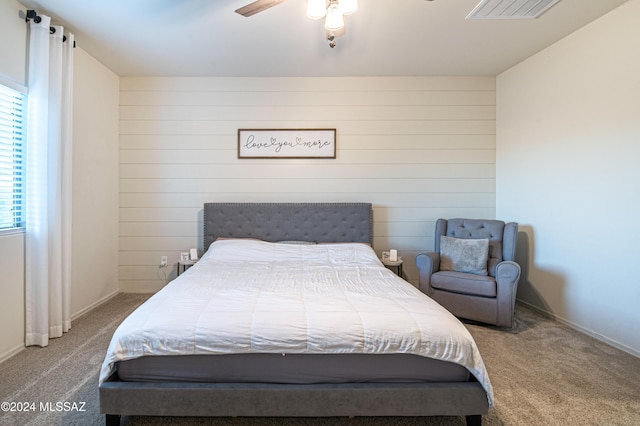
17;0;628;77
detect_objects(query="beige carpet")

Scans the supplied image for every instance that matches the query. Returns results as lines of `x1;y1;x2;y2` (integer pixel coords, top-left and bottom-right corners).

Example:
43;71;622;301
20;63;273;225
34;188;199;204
0;293;639;426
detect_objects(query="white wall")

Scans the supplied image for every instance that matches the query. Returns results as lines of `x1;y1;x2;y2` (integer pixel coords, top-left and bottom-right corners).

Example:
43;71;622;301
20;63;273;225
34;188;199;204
119;76;497;292
0;0;28;363
0;233;25;362
0;0;120;361
71;48;120;316
0;0;26;85
497;0;640;356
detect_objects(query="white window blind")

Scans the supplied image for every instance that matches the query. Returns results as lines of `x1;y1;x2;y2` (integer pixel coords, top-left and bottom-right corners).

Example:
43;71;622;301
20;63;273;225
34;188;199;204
0;83;26;231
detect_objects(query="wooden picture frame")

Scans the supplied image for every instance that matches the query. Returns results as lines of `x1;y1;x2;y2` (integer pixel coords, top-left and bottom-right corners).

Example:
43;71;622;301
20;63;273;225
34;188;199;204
237;129;336;159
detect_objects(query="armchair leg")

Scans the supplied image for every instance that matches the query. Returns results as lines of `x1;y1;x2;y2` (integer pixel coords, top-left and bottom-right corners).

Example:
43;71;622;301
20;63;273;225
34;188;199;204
105;414;121;426
466;414;482;426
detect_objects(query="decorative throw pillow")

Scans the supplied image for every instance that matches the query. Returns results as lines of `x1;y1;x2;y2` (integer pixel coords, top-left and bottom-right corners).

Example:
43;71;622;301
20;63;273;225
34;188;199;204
440;236;489;276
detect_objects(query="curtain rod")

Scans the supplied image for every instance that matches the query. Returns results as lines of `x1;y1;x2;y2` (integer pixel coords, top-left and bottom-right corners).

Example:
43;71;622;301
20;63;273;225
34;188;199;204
24;9;75;47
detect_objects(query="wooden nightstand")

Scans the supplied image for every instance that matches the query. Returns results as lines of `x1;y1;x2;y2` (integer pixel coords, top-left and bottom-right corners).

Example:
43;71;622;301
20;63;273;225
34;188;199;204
177;259;197;276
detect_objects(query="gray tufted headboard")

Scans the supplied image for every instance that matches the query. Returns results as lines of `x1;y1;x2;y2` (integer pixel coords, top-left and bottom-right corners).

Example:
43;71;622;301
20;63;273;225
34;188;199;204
203;203;373;252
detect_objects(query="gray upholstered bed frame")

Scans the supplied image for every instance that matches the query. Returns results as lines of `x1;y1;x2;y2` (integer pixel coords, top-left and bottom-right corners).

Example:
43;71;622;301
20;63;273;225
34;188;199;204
100;203;489;425
202;202;374;249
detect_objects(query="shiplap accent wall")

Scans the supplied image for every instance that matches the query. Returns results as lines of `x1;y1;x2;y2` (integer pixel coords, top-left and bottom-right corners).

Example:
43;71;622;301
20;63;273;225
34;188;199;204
119;77;496;292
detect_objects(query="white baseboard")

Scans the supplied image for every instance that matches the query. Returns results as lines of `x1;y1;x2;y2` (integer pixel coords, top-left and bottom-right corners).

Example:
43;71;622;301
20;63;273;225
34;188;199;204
0;291;122;365
119;282;165;293
517;299;640;359
71;289;121;321
0;344;25;364
1;291;126;365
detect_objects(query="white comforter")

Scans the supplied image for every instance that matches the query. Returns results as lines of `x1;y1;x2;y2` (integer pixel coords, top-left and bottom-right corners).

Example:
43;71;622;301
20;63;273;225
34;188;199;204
99;239;493;405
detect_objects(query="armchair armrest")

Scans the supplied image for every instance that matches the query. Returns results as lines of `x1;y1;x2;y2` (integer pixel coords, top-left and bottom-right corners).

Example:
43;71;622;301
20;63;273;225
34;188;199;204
415;252;440;296
494;260;521;327
495;261;520;286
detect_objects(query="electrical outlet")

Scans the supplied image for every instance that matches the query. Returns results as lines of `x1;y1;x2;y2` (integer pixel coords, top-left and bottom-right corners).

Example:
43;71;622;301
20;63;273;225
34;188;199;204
160;256;168;267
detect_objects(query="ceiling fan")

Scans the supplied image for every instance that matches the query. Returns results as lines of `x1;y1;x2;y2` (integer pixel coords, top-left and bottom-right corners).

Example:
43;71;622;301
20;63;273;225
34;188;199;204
235;0;287;18
234;0;435;16
234;1;442;48
234;0;358;47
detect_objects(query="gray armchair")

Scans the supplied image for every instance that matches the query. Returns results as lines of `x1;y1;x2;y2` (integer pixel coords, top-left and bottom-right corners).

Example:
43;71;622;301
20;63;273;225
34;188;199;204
416;218;521;327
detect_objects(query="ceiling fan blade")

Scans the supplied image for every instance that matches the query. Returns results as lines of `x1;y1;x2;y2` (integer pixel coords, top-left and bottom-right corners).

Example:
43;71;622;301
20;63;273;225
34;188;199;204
235;0;287;17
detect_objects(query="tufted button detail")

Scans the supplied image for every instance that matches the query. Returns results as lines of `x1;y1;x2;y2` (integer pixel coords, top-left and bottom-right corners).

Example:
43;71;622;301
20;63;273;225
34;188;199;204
203;203;372;247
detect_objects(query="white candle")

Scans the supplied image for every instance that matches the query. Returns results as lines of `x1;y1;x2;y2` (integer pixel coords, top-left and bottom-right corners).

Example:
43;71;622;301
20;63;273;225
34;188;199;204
389;249;397;262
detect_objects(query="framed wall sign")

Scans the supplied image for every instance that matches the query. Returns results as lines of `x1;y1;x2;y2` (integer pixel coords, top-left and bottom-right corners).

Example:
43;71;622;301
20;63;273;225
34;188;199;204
238;129;336;159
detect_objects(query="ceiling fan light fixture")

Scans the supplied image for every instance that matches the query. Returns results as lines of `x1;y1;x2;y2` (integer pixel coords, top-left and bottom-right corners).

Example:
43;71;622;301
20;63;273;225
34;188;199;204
325;2;345;31
338;0;358;15
306;0;327;19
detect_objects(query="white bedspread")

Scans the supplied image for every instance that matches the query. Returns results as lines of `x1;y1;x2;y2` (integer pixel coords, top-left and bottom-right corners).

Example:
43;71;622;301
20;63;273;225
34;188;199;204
99;239;494;405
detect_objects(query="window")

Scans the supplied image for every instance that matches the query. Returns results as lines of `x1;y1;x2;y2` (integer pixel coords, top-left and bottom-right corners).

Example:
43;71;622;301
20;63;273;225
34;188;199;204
0;83;26;232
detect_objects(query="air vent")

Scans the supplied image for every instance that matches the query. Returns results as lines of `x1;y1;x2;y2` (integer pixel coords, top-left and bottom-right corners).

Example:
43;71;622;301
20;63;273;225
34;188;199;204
466;0;561;19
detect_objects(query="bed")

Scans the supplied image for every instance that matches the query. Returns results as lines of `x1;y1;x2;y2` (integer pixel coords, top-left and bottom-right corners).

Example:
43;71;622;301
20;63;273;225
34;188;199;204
99;202;492;425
